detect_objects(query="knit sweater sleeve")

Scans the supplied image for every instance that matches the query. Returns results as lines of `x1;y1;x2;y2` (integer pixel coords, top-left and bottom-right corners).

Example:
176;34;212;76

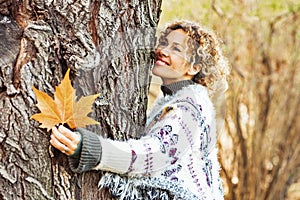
68;128;102;173
94;99;213;175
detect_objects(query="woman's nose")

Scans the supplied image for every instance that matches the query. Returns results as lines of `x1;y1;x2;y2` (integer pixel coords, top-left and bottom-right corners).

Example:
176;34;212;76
157;46;170;57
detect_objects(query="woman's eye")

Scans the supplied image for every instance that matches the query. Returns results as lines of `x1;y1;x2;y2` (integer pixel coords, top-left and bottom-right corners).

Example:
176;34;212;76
173;46;182;52
159;41;168;46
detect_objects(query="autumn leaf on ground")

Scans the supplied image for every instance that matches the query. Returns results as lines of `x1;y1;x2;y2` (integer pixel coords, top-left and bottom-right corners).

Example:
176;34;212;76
31;69;99;131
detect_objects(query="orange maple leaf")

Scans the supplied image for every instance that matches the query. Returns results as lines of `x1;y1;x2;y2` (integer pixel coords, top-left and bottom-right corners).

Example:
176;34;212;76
31;69;99;131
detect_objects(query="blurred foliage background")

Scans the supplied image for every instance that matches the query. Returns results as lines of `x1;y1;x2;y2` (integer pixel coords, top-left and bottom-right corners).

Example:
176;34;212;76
150;0;300;199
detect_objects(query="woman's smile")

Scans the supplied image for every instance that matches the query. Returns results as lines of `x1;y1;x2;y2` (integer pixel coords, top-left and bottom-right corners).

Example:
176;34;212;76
155;56;170;66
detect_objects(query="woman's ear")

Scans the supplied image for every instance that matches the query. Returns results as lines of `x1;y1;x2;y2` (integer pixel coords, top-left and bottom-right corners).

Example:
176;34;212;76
187;64;201;75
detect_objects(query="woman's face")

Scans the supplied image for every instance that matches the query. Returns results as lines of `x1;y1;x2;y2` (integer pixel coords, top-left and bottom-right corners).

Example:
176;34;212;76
152;29;194;85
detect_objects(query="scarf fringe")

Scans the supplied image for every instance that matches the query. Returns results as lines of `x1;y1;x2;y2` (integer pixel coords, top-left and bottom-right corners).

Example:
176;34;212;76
98;173;199;200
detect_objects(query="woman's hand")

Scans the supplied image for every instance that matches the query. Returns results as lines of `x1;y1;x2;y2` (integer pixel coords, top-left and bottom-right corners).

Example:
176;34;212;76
50;125;81;156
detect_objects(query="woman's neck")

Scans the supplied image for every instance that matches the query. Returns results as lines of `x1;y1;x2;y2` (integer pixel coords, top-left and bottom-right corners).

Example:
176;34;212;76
161;80;195;96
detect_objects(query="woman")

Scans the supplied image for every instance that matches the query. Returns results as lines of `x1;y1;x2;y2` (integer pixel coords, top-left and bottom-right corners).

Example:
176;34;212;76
50;20;230;199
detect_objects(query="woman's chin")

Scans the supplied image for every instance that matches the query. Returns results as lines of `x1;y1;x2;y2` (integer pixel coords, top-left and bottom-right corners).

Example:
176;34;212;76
152;66;162;76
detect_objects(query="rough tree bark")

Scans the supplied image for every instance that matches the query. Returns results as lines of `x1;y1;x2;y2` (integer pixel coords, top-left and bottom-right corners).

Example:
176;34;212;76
0;0;162;199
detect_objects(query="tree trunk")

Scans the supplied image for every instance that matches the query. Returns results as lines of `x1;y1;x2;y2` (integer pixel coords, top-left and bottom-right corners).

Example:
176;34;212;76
0;0;162;199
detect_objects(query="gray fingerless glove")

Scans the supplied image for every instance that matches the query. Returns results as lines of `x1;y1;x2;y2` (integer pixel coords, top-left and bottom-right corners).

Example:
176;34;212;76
68;128;102;173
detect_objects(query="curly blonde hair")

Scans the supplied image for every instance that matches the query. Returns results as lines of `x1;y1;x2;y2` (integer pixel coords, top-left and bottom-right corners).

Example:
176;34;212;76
159;20;230;93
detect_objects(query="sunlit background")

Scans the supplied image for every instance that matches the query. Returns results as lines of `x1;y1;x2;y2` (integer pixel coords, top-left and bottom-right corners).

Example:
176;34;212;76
149;1;300;199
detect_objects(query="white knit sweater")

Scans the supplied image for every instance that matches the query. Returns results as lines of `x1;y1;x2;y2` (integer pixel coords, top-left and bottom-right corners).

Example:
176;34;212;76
94;84;224;200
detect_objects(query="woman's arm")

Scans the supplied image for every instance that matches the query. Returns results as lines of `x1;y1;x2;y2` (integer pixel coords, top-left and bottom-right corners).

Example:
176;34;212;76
95;100;211;175
50;99;212;174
